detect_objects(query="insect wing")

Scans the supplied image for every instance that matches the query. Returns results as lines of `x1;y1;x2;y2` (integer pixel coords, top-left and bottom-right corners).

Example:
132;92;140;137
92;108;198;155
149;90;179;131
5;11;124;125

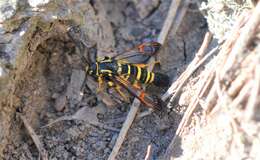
137;42;162;56
113;50;151;64
113;76;162;110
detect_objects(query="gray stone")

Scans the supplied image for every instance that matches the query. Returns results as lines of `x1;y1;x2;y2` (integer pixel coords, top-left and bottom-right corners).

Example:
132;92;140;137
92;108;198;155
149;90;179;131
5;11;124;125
0;0;17;23
54;94;67;112
28;0;50;8
133;0;160;19
92;141;107;152
66;69;86;107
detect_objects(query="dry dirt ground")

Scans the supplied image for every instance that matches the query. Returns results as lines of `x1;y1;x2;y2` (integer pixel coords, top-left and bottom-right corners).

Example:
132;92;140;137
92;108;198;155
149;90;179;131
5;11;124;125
1;0;207;159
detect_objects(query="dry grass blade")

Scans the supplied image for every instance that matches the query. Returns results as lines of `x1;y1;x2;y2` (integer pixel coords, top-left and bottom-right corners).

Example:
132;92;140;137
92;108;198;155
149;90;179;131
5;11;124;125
20;114;48;160
108;0;188;159
165;2;260;160
229;80;253;110
42;106;120;132
162;32;214;101
245;63;260;121
164;58;216;159
166;46;218;104
144;144;152;160
221;3;260;77
227;70;249;97
157;0;186;44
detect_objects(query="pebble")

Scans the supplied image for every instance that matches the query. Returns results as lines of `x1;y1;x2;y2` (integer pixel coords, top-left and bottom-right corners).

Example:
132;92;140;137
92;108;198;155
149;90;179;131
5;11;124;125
133;0;160;19
104;148;111;154
28;0;50;8
0;0;17;22
179;90;192;106
66;69;86;107
92;141;107;152
54;94;67;112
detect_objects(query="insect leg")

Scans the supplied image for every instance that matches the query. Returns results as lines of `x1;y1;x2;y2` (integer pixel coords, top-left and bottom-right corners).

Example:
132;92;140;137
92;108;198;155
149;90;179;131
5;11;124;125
97;76;104;93
107;81;130;103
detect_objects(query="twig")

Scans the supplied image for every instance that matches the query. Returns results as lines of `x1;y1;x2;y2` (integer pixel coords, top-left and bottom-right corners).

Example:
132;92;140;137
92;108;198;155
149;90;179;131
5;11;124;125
227;80;253;110
227;70;249;97
108;0;188;159
180;70;215;135
215;71;227;105
245;64;260;121
203;14;249;113
20;114;48;160
159;0;191;100
198;70;216;110
196;32;214;60
157;0;183;44
42;106;120;132
221;3;260;77
162;32;213;101
164;63;215;159
144;144;152;160
166;46;218;104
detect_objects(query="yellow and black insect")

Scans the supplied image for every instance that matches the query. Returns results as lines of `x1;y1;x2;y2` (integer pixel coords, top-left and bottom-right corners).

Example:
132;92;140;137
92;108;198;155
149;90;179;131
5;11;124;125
87;56;169;88
68;26;169;110
85;49;169;110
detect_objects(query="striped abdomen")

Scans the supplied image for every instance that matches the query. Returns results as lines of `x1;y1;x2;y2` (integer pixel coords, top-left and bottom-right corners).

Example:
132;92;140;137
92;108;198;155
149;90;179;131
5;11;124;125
119;64;169;87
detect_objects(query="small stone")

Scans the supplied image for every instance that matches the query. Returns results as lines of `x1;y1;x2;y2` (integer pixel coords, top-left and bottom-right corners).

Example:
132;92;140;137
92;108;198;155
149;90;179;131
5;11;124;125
28;0;50;8
0;67;4;77
95;102;107;115
51;92;60;99
92;141;107;152
0;0;17;23
133;0;160;19
54;94;67;112
104;148;111;154
178;90;192;106
66;69;86;107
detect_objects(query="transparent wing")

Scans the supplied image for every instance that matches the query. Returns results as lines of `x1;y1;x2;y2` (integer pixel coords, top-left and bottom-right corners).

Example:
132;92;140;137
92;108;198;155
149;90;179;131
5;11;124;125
112;41;162;64
112;76;163;111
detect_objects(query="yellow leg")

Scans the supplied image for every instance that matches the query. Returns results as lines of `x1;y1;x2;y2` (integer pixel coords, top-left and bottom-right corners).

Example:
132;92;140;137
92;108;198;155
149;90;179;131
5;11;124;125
97;76;104;93
115;85;130;103
106;81;130;103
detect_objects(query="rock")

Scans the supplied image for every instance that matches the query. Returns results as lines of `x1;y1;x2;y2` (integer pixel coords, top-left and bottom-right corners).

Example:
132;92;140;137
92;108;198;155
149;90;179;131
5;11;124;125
65;127;81;140
0;0;18;23
83;0;115;50
179;90;192;106
28;0;50;8
119;26;147;41
101;0;124;26
0;67;4;77
133;0;160;19
66;69;86;107
54;93;67;112
104;148;111;154
92;141;107;153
